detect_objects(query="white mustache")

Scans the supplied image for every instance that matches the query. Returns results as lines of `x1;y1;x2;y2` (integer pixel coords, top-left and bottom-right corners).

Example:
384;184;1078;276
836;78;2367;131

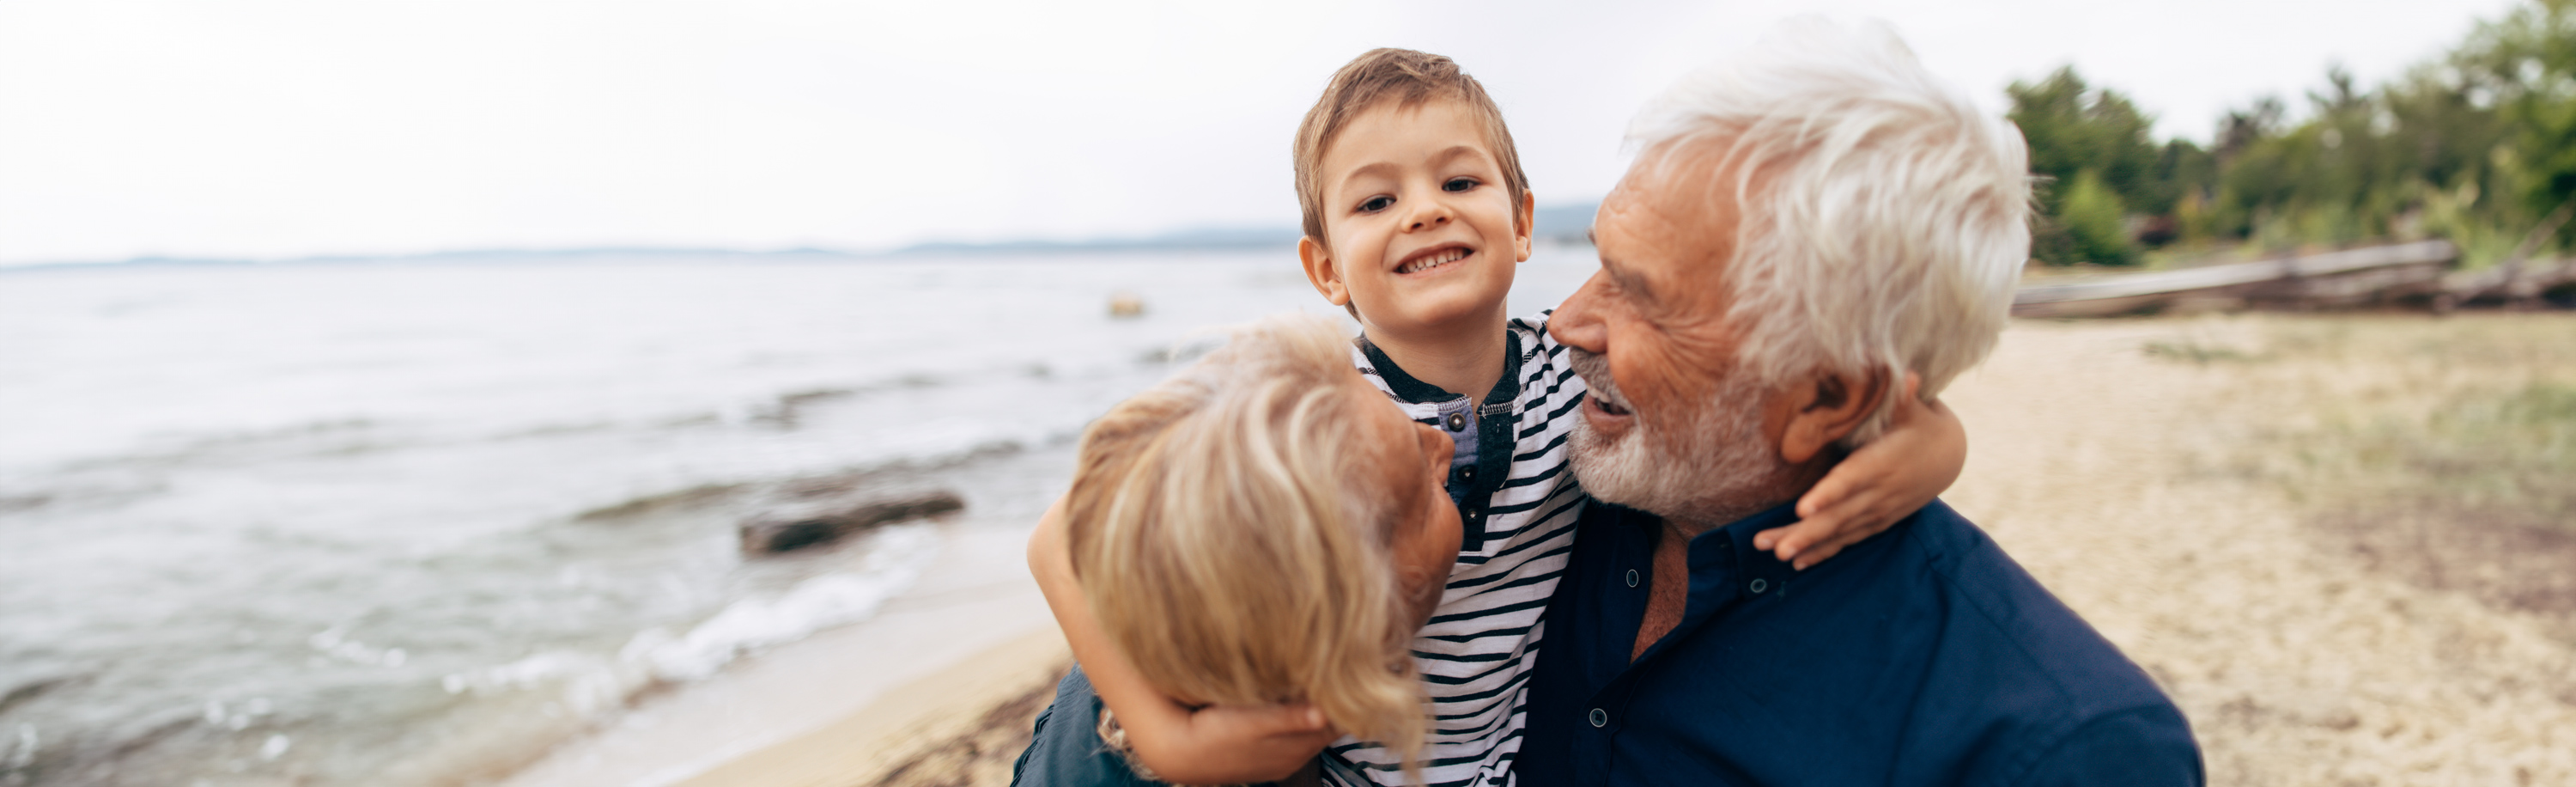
1567;347;1635;414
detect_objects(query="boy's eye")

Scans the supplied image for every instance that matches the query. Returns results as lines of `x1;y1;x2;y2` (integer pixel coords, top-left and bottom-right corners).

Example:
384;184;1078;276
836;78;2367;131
1358;196;1394;213
1443;178;1479;192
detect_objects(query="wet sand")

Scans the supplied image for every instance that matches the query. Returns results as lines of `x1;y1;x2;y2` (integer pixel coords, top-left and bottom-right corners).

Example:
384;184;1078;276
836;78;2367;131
526;314;2576;786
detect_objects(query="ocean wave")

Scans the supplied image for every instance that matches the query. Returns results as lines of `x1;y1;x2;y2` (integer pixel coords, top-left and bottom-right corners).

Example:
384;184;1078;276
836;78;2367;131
562;433;1030;526
41;418;393;473
435;524;941;716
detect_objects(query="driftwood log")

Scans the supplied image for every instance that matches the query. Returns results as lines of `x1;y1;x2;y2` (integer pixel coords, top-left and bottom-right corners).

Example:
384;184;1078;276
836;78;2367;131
2010;240;2576;319
2012;241;2458;318
739;491;964;554
2435;257;2576;312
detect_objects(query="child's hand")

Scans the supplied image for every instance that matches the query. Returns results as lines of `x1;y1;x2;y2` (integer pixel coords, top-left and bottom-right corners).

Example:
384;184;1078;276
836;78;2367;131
1138;702;1337;783
1754;374;1966;570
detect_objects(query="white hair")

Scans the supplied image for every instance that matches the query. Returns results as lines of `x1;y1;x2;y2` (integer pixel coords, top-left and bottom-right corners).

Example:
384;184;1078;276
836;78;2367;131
1626;18;2031;443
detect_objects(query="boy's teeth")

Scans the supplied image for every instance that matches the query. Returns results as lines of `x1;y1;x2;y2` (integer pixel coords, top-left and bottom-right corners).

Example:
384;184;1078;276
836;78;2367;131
1400;248;1467;274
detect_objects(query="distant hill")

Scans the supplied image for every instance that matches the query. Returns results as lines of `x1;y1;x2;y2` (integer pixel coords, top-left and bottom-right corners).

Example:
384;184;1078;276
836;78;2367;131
893;226;1301;256
6;202;1602;271
1531;202;1598;242
896;200;1600;256
0;246;865;272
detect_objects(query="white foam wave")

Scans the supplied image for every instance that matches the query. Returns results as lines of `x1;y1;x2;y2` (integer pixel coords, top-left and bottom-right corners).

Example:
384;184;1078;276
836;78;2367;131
631;525;940;681
436;524;943;715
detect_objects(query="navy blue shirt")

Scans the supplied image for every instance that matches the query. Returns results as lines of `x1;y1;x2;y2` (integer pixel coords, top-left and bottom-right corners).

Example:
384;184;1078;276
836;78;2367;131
1520;500;2202;787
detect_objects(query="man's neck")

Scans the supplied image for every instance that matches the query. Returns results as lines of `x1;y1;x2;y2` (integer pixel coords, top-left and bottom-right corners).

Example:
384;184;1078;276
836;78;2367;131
1663;460;1834;537
1363;314;1510;401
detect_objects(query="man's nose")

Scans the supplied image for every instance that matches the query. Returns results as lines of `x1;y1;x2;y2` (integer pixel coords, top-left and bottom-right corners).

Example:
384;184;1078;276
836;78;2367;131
1549;270;1613;351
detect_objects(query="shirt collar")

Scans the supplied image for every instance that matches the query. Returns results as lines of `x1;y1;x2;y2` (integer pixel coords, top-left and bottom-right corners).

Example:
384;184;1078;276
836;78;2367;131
1688;502;1801;582
1355;331;1524;407
1623;502;1805;659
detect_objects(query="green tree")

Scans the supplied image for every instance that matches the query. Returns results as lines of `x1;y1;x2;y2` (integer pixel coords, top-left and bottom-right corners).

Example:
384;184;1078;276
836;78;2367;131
2009;67;2167;264
2456;0;2576;247
2059;169;2137;265
2012;2;2567;268
2010;68;2166;211
2205;17;2524;259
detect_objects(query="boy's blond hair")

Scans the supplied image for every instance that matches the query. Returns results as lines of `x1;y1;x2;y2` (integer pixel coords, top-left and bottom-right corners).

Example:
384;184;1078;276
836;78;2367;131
1292;48;1531;248
1064;314;1427;773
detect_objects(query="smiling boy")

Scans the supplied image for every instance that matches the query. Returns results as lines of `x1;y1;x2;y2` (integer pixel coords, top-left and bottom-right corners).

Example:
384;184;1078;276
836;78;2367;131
1296;85;1528;408
1286;52;1584;786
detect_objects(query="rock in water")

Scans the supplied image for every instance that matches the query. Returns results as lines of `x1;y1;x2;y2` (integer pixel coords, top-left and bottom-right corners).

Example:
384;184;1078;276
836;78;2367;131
1108;291;1146;318
738;491;965;554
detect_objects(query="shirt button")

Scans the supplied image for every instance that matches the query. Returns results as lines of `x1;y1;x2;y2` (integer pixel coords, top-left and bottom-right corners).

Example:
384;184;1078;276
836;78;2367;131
1749;578;1769;594
1625;569;1639;588
1460;466;1476;481
1446;412;1467;431
1589;708;1607;728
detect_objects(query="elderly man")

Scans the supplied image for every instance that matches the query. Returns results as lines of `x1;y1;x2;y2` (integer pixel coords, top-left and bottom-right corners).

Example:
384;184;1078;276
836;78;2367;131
1518;23;2203;787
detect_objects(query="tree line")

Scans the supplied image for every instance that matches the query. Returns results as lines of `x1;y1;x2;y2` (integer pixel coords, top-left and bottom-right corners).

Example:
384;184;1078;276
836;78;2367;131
2014;0;2576;268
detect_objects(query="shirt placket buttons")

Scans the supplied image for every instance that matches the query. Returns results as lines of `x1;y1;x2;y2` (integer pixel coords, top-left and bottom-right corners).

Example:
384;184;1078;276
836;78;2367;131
1589;708;1607;728
1625;569;1639;588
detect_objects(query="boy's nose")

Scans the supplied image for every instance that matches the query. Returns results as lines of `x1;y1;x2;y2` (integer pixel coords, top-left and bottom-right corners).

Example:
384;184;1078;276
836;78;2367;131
1404;198;1454;231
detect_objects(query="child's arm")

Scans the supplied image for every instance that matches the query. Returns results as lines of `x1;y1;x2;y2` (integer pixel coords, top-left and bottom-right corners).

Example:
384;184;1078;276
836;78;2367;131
1754;375;1968;570
1025;497;1339;784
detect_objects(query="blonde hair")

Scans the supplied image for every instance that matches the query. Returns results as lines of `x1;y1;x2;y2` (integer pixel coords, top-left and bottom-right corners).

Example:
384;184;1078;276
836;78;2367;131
1626;19;2031;444
1293;48;1531;249
1065;314;1427;775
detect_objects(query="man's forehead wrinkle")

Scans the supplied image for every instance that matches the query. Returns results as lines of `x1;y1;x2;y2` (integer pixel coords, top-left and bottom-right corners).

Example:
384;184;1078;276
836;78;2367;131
1635;177;1737;307
1589;219;1657;308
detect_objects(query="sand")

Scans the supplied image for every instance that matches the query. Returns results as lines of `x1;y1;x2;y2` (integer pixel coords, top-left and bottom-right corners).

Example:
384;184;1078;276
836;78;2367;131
1945;314;2575;785
519;313;2576;787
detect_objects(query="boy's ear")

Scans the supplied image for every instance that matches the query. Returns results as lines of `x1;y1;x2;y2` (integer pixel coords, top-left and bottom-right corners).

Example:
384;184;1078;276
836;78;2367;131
1514;190;1536;263
1297;236;1352;307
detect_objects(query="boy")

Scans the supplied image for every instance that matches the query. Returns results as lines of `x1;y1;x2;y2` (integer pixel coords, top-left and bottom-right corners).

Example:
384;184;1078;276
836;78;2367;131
1020;49;1964;786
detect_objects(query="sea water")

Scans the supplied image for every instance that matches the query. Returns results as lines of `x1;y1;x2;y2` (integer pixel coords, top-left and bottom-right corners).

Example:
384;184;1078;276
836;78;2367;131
0;248;1598;786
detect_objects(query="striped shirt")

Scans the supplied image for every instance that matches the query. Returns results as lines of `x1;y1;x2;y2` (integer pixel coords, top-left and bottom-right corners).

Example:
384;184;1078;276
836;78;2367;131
1324;314;1589;787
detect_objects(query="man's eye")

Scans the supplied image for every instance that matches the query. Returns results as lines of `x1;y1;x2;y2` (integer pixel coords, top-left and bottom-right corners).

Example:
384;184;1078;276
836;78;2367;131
1358;196;1394;213
1443;178;1479;192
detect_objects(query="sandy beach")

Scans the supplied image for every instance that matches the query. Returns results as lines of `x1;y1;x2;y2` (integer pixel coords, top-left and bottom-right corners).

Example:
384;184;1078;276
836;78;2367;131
508;312;2576;787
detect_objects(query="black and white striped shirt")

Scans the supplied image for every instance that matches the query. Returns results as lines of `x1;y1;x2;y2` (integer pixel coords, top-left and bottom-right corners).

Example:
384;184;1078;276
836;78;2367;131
1325;314;1589;787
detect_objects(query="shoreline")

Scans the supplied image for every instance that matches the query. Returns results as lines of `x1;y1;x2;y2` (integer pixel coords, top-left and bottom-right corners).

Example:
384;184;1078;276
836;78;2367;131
495;517;1063;787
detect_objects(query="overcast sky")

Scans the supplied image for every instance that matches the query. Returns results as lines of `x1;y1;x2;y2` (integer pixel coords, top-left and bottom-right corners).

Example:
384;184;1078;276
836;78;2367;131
0;0;2522;265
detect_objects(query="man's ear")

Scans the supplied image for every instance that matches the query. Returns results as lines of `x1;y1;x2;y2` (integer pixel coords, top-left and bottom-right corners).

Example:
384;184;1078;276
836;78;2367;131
1513;189;1536;262
1298;235;1352;307
1778;368;1892;465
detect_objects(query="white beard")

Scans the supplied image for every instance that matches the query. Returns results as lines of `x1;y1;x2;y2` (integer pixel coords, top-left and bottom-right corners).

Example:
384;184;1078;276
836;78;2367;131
1566;348;1788;528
